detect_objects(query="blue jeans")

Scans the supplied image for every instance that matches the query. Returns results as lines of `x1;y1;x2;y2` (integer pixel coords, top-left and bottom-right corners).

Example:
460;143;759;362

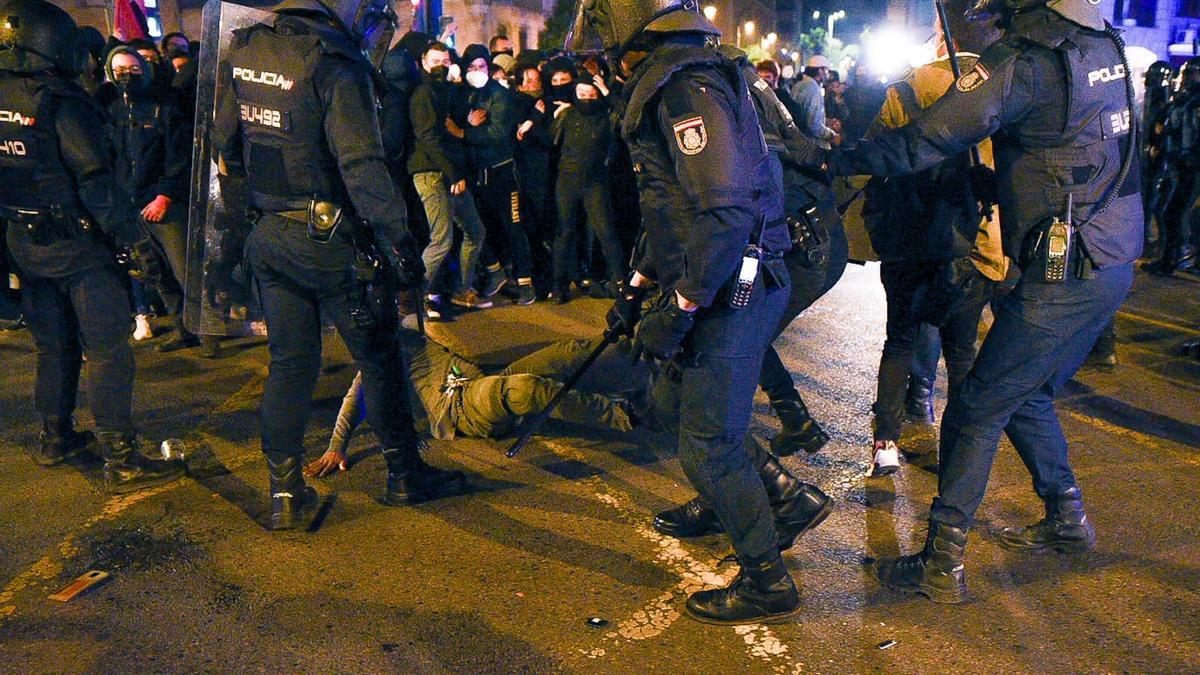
931;263;1134;528
413;172;486;294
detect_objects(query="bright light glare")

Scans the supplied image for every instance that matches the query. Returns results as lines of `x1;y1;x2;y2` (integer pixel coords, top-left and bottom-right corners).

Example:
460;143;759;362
863;27;934;78
744;21;756;36
703;5;717;21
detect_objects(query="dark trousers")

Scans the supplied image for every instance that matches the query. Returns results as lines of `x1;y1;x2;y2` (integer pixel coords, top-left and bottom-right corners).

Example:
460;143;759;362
143;203;191;325
676;278;788;562
874;261;991;441
21;262;134;432
553;174;625;286
245;216;418;457
910;323;941;385
758;219;849;404
476;162;534;280
1159;167;1197;254
931;263;1134;529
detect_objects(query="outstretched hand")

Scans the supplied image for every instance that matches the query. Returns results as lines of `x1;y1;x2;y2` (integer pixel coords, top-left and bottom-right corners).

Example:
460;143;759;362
304;449;347;478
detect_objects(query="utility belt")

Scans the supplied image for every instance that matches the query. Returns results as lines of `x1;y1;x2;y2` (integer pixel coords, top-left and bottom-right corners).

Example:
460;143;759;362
723;217;788;310
250;195;348;245
0;205;94;246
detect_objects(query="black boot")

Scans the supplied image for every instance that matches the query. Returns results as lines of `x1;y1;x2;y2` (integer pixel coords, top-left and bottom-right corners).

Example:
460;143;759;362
382;444;466;505
686;553;801;625
1183;338;1200;360
1084;325;1118;371
199;335;222;359
157;315;199;352
996;487;1096;554
875;521;968;604
98;432;185;495
652;452;833;548
36;416;95;466
266;453;320;531
652;497;724;537
904;376;935;425
770;398;830;456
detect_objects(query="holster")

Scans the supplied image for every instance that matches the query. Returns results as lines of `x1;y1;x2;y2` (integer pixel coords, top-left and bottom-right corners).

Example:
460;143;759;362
1;205;93;246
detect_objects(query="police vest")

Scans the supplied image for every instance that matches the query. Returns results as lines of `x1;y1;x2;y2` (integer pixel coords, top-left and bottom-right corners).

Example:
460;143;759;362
0;74;87;211
993;17;1142;267
620;45;791;255
226;20;353;209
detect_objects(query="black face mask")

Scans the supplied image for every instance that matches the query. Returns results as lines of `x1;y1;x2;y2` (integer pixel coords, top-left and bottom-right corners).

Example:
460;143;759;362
548;83;574;102
494;49;514;59
114;72;147;96
574;99;603;115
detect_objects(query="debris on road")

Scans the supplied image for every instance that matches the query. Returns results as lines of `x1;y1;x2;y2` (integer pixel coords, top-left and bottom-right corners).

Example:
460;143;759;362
48;570;110;602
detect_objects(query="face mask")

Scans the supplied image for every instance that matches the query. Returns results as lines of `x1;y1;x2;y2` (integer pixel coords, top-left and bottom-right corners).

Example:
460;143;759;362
575;99;602;115
549;84;574;102
497;77;511;89
495;49;514;59
465;70;489;89
428;65;449;81
113;71;146;95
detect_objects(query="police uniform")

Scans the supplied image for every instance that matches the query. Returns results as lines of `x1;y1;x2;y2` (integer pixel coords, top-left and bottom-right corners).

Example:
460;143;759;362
833;0;1142;602
1149;62;1200;274
0;0;183;493
212;0;462;527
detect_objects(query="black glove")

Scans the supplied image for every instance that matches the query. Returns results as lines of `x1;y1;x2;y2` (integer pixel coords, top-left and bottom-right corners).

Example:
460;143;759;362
606;281;649;338
966;164;999;209
116;238;164;284
633;294;696;362
376;228;425;289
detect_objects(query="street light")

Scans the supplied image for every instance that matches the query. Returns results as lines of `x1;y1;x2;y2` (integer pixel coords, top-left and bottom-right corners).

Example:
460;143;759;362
812;10;820;20
703;4;717;22
766;32;778;45
737;20;756;48
827;10;846;40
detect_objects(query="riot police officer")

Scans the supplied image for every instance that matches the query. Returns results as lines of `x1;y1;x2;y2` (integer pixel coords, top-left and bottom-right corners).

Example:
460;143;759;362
1145;57;1200;276
212;0;465;530
0;0;184;493
832;0;1142;603
573;0;821;625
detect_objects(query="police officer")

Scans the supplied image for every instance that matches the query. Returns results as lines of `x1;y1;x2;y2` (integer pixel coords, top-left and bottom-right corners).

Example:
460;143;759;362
650;46;836;547
0;0;184;492
831;0;1142;603
1145;57;1200;276
1140;60;1173;248
212;0;466;530
573;0;827;625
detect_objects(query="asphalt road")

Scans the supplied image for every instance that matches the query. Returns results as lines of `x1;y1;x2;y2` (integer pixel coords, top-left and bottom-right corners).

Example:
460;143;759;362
1;264;1197;674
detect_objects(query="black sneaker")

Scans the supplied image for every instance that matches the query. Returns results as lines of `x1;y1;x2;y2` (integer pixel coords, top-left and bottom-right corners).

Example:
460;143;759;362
515;284;536;306
424;296;447;322
481;268;508;298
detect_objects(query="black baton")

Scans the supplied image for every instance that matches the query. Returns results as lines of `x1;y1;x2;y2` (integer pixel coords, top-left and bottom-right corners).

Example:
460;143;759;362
506;328;620;458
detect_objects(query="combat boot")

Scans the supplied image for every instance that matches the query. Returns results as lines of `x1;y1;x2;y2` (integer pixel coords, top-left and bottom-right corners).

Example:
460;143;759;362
996;487;1096;554
36;416;95;466
266;453;320;531
382;444;466;505
770;398;830;456
98;432;185;495
904;376;935;425
653;497;723;538
875;521;968;604
759;452;834;550
157;315;199;352
686;553;801;625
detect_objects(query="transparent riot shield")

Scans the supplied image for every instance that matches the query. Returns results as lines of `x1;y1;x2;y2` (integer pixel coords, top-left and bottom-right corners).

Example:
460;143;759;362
183;0;274;336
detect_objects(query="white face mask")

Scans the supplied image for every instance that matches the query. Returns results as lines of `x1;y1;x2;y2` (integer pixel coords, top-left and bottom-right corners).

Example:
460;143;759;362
465;70;489;89
497;77;511;89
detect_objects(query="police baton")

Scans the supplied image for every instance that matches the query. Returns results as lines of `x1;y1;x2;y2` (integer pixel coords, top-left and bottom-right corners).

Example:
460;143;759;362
506;328;620;458
934;0;995;220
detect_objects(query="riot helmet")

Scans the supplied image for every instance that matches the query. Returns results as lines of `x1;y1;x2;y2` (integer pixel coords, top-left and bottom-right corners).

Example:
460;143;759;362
567;0;719;59
0;0;87;78
1145;60;1172;89
966;0;1104;31
275;0;398;66
1181;57;1200;92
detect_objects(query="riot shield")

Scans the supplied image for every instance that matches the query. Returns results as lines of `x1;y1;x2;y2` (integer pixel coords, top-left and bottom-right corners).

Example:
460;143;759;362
183;0;274;336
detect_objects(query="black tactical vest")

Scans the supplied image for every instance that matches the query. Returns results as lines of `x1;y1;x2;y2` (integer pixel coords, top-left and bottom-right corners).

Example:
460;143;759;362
991;16;1142;267
226;19;348;209
620;45;791;258
0;74;86;210
1165;90;1200;169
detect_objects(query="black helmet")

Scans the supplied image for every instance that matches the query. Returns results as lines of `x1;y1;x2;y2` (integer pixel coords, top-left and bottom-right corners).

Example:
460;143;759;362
275;0;397;65
966;0;1104;30
1182;57;1200;91
567;0;719;58
0;0;87;77
1145;60;1172;88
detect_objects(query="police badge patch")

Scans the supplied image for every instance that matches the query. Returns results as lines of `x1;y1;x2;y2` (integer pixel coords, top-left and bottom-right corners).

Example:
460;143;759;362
956;63;991;93
673;116;708;156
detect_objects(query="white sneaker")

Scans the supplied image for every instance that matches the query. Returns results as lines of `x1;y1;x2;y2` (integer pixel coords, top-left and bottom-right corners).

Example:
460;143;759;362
133;314;154;340
870;440;901;477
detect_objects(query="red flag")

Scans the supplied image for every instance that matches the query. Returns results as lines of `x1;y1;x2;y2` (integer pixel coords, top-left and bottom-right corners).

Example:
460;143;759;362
113;0;149;41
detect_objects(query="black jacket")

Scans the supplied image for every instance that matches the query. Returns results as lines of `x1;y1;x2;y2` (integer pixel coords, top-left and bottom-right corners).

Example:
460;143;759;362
552;101;613;177
463;80;520;170
407;75;468;183
109;88;192;206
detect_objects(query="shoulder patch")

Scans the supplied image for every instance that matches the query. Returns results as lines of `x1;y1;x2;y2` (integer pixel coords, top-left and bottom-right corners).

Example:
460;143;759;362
955;63;991;93
672;116;708;156
753;78;769;92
